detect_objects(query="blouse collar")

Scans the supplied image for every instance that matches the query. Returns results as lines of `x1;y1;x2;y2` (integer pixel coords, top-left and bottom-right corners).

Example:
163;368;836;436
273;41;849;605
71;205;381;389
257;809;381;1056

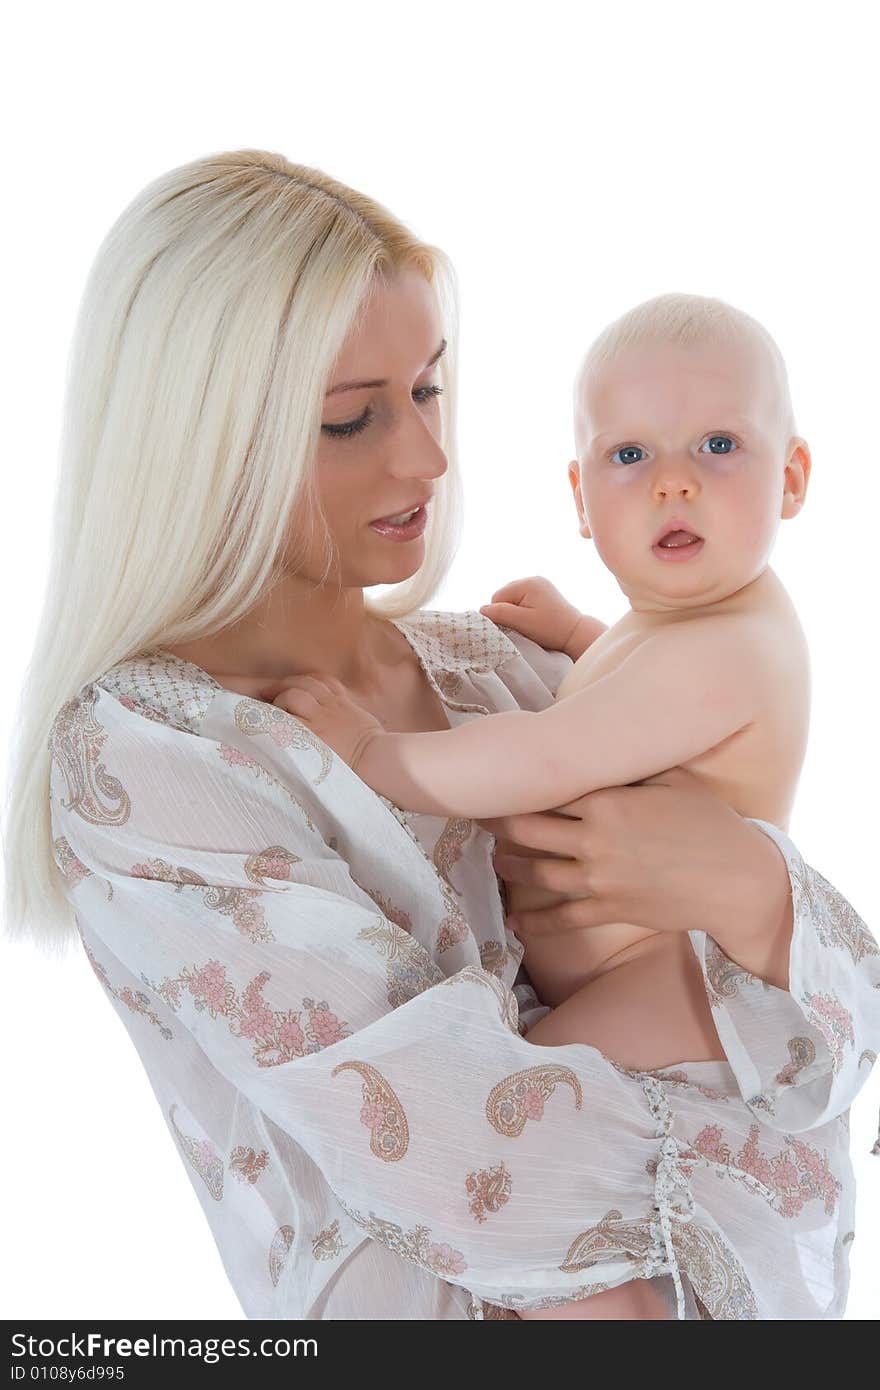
392;608;518;675
102;610;520;733
391;609;520;716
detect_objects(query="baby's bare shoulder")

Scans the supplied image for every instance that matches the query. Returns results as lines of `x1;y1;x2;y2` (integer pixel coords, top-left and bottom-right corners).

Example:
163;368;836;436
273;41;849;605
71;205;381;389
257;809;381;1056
568;591;804;697
644;609;774;655
639;607;804;689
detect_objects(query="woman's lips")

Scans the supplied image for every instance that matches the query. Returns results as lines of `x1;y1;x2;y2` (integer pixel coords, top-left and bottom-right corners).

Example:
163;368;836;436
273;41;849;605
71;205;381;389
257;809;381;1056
368;505;428;541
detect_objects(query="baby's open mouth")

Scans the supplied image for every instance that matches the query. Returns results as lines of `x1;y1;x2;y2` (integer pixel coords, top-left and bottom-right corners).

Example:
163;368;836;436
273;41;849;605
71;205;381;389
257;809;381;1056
651;521;705;560
657;529;702;548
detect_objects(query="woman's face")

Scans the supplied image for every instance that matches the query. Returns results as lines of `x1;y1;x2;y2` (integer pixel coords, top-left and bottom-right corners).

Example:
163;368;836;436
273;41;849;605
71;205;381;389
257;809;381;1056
286;266;449;589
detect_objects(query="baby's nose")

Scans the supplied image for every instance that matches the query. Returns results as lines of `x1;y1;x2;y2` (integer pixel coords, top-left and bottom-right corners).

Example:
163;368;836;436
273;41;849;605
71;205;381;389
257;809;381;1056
653;478;697;500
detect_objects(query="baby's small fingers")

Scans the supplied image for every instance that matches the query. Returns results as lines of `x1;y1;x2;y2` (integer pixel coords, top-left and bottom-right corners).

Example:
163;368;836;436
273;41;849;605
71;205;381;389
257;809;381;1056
280;673;337;701
274;689;320;719
486;579;529;605
480;602;532;623
491;576;544;604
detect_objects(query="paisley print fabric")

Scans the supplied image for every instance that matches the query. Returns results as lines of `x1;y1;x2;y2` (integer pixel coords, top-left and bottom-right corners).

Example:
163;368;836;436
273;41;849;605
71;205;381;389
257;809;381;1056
47;611;880;1318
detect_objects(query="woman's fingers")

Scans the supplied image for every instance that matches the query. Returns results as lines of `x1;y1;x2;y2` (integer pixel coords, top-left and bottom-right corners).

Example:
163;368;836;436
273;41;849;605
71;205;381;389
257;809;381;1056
508;896;614;939
477;809;587;857
493;851;587;893
485;774;752;942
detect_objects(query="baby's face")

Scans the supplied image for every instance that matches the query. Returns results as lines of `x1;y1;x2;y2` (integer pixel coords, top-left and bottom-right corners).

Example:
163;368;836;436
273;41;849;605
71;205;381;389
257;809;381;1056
570;335;800;610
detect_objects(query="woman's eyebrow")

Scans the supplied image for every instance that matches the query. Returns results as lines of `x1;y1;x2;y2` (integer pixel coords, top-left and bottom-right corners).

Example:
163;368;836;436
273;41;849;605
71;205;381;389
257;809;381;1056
325;339;447;395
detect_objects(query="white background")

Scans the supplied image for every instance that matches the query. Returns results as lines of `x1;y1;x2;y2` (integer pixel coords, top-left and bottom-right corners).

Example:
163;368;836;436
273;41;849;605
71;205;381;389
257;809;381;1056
2;0;877;1321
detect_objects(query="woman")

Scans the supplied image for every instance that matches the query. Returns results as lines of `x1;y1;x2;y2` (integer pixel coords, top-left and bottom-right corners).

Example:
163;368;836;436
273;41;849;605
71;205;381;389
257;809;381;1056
4;149;876;1320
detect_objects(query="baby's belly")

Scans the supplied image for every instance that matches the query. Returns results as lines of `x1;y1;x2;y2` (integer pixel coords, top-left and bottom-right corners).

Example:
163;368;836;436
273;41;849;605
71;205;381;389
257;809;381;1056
507;882;727;1068
506;879;661;1006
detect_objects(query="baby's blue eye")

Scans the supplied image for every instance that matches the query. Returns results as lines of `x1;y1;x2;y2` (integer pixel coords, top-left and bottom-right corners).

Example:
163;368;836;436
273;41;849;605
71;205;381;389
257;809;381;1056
610;435;739;465
700;435;737;455
611;445;646;466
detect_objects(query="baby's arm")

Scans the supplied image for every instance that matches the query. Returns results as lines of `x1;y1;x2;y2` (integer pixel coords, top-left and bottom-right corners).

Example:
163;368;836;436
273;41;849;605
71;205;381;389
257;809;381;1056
348;615;763;817
564;612;610;658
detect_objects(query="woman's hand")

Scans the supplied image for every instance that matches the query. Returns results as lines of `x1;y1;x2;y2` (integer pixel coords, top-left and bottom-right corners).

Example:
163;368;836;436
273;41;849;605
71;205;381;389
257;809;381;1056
479;576;604;659
476;765;794;989
271;674;385;770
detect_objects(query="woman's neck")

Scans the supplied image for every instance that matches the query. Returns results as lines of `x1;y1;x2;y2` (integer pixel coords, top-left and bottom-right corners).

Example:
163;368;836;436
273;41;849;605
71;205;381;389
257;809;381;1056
163;576;400;689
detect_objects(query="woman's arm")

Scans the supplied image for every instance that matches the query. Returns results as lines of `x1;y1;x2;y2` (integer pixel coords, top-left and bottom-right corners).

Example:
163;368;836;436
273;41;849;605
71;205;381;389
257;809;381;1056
48;682;680;1313
487;768;795;985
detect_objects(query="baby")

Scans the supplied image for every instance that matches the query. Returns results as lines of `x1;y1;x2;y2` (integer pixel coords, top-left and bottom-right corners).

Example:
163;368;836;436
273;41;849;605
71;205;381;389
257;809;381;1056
275;292;814;1317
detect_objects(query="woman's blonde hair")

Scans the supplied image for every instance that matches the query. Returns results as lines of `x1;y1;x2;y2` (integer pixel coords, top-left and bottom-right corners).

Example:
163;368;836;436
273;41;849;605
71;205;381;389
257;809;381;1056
573;291;797;453
2;149;464;955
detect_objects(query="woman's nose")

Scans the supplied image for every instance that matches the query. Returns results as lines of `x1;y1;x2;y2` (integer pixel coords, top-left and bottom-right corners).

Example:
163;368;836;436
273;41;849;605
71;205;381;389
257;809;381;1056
388;422;448;481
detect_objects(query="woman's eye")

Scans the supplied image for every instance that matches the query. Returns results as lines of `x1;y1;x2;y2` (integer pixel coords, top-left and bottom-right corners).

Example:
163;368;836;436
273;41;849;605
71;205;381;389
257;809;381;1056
700;435;738;455
610;445;647;466
413;383;444;410
321;406;374;439
321;384;444;440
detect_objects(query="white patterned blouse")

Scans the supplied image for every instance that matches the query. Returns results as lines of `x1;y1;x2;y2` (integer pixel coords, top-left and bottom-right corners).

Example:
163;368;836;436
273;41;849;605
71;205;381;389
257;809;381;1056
47;609;880;1319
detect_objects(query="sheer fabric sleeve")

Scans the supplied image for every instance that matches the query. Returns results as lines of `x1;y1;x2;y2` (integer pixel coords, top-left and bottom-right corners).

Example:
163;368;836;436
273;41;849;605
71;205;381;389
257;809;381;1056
492;626;575;702
689;819;880;1137
48;680;653;1310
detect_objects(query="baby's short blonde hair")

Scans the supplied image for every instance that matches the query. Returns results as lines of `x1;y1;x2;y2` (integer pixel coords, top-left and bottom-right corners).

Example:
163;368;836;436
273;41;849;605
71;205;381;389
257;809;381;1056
573;292;797;455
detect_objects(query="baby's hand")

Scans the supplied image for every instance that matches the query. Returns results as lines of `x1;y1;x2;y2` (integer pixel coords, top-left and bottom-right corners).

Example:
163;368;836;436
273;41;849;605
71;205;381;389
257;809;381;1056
480;576;599;658
273;675;384;770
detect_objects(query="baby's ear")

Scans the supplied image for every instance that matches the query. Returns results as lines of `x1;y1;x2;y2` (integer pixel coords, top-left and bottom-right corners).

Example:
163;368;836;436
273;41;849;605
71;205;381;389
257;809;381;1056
781;438;811;519
567;459;592;538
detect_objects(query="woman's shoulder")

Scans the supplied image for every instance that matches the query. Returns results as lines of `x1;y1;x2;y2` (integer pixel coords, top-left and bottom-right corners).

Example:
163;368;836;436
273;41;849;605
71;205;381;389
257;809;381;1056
95;648;224;733
47;651;226;770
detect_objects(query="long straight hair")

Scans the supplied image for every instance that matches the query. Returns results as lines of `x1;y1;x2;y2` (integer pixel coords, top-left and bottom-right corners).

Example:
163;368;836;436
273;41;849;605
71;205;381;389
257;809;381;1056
2;149;464;956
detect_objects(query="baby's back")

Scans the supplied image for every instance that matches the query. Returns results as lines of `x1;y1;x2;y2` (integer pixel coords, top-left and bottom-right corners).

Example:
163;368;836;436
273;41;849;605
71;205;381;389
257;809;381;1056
510;566;810;1011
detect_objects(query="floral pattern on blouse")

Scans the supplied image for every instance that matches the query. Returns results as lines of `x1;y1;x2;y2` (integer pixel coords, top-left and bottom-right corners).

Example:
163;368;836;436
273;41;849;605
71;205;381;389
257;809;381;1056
47;610;880;1319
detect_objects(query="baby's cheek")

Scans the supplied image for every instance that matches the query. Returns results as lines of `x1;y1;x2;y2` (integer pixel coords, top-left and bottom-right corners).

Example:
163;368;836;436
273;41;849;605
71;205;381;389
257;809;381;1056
699;453;742;478
719;476;780;560
585;474;643;557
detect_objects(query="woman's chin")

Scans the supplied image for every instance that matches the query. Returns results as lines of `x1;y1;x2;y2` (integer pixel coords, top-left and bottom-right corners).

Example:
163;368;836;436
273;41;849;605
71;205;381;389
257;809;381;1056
362;538;426;584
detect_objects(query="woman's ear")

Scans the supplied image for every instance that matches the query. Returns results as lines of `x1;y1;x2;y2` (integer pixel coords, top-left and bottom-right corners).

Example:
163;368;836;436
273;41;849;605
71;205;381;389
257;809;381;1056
780;437;812;519
568;459;592;538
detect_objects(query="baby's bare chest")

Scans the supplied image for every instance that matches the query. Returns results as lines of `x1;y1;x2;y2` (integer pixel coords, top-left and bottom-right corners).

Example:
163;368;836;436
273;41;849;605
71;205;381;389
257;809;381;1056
556;619;810;828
